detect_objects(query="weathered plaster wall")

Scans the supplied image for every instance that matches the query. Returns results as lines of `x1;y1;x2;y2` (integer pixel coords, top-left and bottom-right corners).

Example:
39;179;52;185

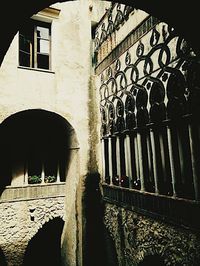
0;1;91;177
0;197;65;266
104;203;200;266
0;2;91;266
0;1;109;265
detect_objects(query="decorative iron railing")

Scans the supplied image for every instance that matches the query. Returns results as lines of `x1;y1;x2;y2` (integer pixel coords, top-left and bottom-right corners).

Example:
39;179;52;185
97;9;200;213
94;3;135;53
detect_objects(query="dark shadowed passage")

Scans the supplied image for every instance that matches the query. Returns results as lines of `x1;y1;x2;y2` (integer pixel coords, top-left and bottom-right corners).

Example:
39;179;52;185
23;217;64;266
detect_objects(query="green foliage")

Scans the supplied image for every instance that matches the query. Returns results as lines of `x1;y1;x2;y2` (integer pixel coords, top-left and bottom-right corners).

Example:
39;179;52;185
28;175;42;184
44;175;56;183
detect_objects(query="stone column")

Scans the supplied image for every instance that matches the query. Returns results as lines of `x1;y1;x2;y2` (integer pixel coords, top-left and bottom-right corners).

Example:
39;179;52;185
108;137;113;185
101;139;106;182
124;133;132;188
116;136;121;185
188;124;200;201
150;128;159;194
57;164;61;183
134;133;140;182
24;166;29;186
41;164;45;184
167;125;177;197
137;131;146;191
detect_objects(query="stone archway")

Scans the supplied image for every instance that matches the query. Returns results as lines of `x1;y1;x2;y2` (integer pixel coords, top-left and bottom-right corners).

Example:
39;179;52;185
0;109;78;189
0;109;81;266
23;217;64;266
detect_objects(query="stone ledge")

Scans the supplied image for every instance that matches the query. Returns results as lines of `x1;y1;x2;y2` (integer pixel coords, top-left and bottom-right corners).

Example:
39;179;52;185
102;184;200;231
0;183;66;202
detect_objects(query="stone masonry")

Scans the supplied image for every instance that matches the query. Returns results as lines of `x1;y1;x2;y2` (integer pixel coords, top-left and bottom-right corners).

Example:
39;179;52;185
0;197;65;266
104;203;200;266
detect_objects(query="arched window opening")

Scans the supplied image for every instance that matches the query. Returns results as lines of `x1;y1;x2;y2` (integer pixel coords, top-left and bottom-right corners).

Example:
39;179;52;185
0;110;76;188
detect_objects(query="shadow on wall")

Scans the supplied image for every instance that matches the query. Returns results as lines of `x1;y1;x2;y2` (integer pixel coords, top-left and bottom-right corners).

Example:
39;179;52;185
23;217;64;266
84;172;118;266
138;255;165;266
0;247;7;266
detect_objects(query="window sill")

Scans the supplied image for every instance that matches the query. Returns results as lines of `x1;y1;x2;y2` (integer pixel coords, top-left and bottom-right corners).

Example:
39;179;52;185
0;183;66;202
18;66;55;74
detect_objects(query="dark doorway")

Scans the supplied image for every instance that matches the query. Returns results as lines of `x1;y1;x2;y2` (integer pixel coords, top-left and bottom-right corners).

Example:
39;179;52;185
138;254;165;266
23;217;64;266
0;247;7;266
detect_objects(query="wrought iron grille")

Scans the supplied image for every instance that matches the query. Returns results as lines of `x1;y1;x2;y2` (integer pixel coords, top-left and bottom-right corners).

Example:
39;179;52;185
97;13;200;204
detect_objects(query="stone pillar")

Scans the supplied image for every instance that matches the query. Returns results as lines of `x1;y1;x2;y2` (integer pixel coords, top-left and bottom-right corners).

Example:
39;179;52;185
101;139;106;182
188;124;200;201
150;128;159;194
41;164;45;184
134;133;140;182
124;134;132;188
137;132;145;191
24;166;28;186
167;125;177;197
116;136;121;185
108;137;113;185
57;164;61;183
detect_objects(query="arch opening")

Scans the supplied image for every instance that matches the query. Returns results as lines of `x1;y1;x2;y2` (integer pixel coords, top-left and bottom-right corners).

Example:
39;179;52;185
138;254;165;266
0;109;78;189
23;217;64;266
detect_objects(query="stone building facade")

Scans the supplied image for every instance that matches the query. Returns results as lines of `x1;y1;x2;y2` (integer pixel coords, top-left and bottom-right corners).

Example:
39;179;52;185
0;1;200;266
0;194;65;265
0;1;110;265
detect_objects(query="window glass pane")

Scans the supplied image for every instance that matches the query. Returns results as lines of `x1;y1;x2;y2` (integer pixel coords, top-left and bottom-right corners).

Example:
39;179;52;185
37;26;49;39
19;34;31;53
37;54;49;69
37;39;49;54
19;51;31;67
19;19;34;68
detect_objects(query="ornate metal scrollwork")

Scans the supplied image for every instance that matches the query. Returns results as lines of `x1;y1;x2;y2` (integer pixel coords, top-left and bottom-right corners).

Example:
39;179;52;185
94;3;135;52
136;41;144;58
125;50;131;66
107;12;114;36
150;28;160;47
149;79;166;123
116;99;125;132
114;4;123;30
166;69;187;119
99;17;196;137
125;95;136;129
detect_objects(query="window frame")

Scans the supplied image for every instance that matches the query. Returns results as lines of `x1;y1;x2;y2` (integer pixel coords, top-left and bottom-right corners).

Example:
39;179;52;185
18;19;52;71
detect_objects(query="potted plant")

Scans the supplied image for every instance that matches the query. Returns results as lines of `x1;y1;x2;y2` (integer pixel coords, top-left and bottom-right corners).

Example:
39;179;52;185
28;175;42;184
44;175;56;183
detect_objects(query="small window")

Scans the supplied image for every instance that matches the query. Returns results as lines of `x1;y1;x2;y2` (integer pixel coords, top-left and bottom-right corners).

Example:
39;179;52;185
19;19;51;70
